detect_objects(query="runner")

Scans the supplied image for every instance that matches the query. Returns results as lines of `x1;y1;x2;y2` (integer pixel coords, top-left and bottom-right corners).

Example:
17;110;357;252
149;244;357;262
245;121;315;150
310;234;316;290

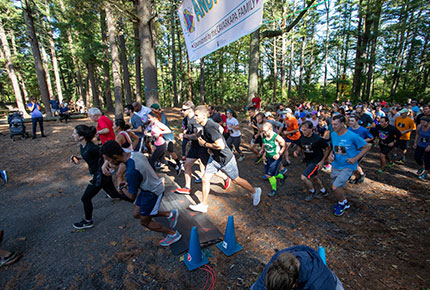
71;125;131;230
189;105;262;213
355;106;375;129
298;121;330;201
394;108;416;163
259;122;286;197
347;115;374;183
147;112;172;170
124;104;145;152
248;107;263;162
330;114;371;216
88;108;115;144
282;108;301;166
113;119;139;153
413;116;430;180
225;109;245;162
100;141;182;247
374;116;402;173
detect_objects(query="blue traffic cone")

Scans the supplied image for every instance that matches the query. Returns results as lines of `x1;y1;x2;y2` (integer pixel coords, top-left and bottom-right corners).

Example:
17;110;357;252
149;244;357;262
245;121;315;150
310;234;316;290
184;226;209;271
318;246;326;265
217;216;243;256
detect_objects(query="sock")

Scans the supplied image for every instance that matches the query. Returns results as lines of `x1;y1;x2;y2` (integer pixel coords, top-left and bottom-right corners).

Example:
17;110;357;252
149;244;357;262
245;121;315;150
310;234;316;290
338;199;347;205
320;188;326;193
168;211;173;219
275;173;284;179
310;188;315;193
269;176;277;191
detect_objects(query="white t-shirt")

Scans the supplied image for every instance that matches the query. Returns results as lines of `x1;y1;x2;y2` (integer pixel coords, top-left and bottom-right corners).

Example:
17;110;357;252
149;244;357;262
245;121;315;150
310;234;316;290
226;117;241;137
135;106;152;123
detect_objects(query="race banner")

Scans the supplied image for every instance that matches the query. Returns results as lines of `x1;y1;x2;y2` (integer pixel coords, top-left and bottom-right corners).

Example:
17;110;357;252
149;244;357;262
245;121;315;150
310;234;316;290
178;0;264;61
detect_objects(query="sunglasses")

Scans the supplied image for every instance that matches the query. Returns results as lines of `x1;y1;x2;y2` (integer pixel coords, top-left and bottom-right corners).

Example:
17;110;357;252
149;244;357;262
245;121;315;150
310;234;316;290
181;108;190;111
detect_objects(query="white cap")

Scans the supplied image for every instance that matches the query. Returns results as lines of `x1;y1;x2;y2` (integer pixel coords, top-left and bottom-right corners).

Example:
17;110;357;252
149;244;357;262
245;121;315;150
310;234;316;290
265;112;273;117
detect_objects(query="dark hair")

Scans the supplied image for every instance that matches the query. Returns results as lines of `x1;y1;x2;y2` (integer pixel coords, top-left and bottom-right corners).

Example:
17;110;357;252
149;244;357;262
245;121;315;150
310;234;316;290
333;114;346;123
149;112;158;118
100;140;124;158
125;104;134;112
380;116;389;123
256;112;265;119
226;109;237;118
338;107;346;115
75;125;97;142
266;252;299;290
248;107;256;112
301;120;313;129
115;119;130;130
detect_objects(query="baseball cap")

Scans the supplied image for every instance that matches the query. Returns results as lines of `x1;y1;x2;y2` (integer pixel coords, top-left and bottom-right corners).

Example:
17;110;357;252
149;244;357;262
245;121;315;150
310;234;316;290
265;112;273;117
299;112;307;118
150;103;160;109
399;108;409;114
283;108;292;114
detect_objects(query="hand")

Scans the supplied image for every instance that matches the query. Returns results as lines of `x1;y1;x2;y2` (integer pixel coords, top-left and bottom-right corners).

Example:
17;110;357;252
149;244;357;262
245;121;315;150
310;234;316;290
388;142;394;147
425;146;430;152
102;161;112;176
317;161;324;170
197;137;206;147
273;153;280;160
328;153;334;163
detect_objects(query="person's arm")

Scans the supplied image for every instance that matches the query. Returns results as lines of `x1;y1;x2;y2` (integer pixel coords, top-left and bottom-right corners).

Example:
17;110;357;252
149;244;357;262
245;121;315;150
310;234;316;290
97;128;109;135
347;143;371;164
318;145;332;169
115;134;125;146
128;131;140;149
157;122;172;134
198;136;225;150
274;134;286;159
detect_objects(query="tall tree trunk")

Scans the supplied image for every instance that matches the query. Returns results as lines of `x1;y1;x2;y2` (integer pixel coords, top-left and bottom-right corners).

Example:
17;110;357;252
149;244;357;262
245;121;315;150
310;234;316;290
272;37;277;103
22;0;51;116
200;57;205;104
87;62;100;107
352;0;364;101
281;34;286;99
44;0;63;103
175;17;184;102
170;4;179;106
402;9;422;91
0;19;28;115
100;10;114;112
247;28;260;105
323;0;330;99
133;20;142;103
298;37;306;97
40;44;54;98
137;0;159;106
105;2;123;118
119;20;132;105
8;29;28;101
186;53;192;101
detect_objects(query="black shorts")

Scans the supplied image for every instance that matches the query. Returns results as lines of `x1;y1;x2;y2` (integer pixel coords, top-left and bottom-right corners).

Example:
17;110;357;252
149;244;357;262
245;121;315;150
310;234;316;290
251;135;263;146
285;136;301;145
380;144;394;156
187;145;210;165
395;140;409;150
303;163;319;179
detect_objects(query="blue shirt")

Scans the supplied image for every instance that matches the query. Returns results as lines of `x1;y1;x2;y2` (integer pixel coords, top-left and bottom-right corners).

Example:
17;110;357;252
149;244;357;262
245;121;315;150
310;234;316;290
348;126;373;141
331;130;367;170
251;245;338;290
49;100;59;109
418;127;430;148
126;152;164;196
27;103;43;118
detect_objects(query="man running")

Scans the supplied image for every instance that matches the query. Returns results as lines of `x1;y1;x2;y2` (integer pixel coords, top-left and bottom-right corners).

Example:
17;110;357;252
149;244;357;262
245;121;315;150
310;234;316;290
298;121;330;201
125;104;145;152
330;114;371;216
282;108;301;166
394;108;416;163
88;108;115;144
100;141;182;246
190;106;262;213
374;116;402;173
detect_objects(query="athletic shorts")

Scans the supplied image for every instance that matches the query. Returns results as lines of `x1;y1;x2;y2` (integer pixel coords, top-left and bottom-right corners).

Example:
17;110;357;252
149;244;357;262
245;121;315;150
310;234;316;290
251;135;263;146
135;191;163;216
285;136;301;145
166;140;174;153
330;167;354;188
380;144;394;155
265;157;282;177
187;145;210;165
205;156;239;180
303;163;319;179
395;140;409;150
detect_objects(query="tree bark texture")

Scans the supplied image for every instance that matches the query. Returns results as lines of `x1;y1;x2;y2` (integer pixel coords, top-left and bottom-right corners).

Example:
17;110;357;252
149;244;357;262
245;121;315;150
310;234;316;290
100;10;114;112
119;20;133;105
200;57;205;104
133;20;142;103
247;28;260;105
170;4;179;107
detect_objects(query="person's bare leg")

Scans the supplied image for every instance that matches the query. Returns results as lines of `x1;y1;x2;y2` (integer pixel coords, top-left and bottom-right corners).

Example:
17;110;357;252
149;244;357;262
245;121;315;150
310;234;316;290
312;176;324;191
232;177;255;194
140;215;175;235
197;159;205;178
184;158;196;188
332;186;345;202
380;153;386;169
301;175;314;190
201;173;214;205
284;143;291;162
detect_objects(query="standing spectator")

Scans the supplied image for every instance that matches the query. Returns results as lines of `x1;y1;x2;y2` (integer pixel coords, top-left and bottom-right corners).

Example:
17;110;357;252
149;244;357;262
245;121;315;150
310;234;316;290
88;108;115;144
59;101;70;123
27;97;46;139
252;93;261;109
49;96;59;116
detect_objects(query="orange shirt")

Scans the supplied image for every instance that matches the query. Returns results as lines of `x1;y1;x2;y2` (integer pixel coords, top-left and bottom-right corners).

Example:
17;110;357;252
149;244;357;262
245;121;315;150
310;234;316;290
284;116;301;140
395;116;416;140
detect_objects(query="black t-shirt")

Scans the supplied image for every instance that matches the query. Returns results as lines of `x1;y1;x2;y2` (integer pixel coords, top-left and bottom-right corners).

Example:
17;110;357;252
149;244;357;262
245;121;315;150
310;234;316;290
202;119;234;165
209;112;223;124
250;115;258;135
416;113;430;125
299;133;328;164
374;124;401;145
186;116;203;147
80;142;102;175
359;114;373;128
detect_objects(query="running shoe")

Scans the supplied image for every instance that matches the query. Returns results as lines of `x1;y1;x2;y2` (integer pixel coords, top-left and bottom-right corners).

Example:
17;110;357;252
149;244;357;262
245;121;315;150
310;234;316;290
387;162;394;168
175;187;191;194
417;168;425;175
279;175;286;186
159;231;182;247
262;175;268;180
189;203;208;213
268;189;277;197
397;157;405;164
223;177;231;190
418;173;428;180
195;177;202;183
315;190;328;199
280;168;288;175
253;187;262;206
333;203;350;217
238;155;245;162
348;177;357;184
356;174;365;184
255;155;264;164
0;170;7;184
168;209;179;229
332;201;350;211
305;192;315;202
73;219;94;230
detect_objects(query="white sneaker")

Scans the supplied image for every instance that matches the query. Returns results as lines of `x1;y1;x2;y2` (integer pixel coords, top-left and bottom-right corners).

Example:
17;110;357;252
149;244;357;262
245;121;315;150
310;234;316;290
238;155;245;162
189;203;208;213
253;187;261;206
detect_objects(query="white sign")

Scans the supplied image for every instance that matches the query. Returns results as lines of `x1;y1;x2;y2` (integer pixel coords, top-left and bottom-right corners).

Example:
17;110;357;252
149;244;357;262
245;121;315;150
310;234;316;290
178;0;264;61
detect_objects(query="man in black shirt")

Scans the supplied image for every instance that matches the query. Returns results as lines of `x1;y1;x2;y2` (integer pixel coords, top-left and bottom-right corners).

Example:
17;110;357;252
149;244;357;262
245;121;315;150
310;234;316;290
355;106;375;129
298;121;330;202
190;106;262;213
374;116;402;173
248;107;263;163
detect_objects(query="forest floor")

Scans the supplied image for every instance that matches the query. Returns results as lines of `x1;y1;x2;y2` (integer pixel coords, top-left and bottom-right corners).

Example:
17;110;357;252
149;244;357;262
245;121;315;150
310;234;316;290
0;108;429;289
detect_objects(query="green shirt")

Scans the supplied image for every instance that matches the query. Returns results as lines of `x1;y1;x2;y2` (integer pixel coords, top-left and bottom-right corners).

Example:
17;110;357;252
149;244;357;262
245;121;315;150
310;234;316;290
263;133;280;158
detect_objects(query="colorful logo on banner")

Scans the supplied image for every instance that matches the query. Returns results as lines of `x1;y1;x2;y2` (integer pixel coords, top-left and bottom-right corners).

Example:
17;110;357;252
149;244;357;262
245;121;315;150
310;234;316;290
183;9;195;33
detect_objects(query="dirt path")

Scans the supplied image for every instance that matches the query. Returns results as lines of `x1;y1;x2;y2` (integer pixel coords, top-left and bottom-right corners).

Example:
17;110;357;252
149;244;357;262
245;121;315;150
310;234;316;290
0;109;429;289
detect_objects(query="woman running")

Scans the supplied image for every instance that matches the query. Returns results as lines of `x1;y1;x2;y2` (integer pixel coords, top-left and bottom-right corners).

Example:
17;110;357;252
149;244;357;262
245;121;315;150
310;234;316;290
113;119;139;153
413;116;430;180
226;109;245;161
71;125;131;230
147;112;172;170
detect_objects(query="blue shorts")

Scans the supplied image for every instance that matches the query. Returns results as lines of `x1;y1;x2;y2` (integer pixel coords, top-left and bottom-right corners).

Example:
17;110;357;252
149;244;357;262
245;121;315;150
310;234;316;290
303;163;319;179
265;157;282;177
134;191;163;216
284;136;300;145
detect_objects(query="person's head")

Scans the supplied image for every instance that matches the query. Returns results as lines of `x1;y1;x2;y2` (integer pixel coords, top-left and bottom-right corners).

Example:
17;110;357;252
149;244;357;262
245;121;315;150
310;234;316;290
301;120;313;137
30;97;36;103
100;140;127;166
399;108;409;118
73;125;97;142
248;106;256;117
50;96;55;100
390;106;397;115
355;106;363;116
124;104;134;116
208;105;217;115
148;112;159;123
338;107;346;116
226;109;235;119
380;116;389;127
423;104;430;116
265;252;300;290
284;108;293;118
114;118;129;133
194;105;209;126
261;122;274;138
88;107;102;122
182;101;195;118
311;111;318;119
318;116;326;127
348;115;359;127
256;112;266;124
332;114;346;133
151;103;161;114
420;117;430;129
132;102;142;113
299;112;307;120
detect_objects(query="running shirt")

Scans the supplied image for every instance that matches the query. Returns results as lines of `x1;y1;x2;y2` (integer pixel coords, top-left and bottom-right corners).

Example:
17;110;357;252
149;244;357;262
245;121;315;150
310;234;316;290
299;133;328;164
252;96;261;109
186;116;203;148
250;115;258;135
359;114;373;128
374;124;401;145
120;131;133;153
348;126;373;141
80;142;102;176
202;119;233;165
160;112;174;141
395;116;416;140
263;133;280;158
97;115;115;144
150;121;166;146
27;102;43;118
284;116;301;140
226;117;241;137
316;124;328;138
331;130;367;170
130;114;144;138
388;112;400;126
417;126;430;148
126;152;164;196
